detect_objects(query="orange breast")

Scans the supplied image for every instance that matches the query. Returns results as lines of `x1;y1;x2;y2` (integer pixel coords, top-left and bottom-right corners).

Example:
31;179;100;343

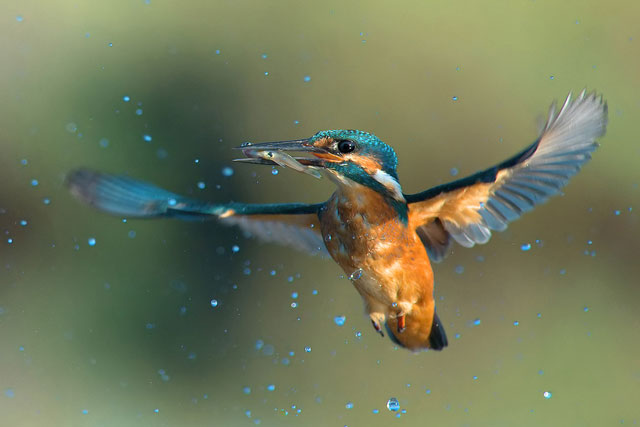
319;185;434;308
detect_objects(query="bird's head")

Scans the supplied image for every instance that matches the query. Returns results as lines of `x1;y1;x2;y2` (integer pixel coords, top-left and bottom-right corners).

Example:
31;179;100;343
235;129;404;202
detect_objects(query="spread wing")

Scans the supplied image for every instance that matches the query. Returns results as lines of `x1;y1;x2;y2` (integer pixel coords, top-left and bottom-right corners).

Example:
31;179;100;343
406;90;607;262
66;169;328;256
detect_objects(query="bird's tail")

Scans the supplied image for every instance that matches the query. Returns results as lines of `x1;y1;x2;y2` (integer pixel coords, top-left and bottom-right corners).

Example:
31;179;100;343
385;306;448;352
65;168;220;220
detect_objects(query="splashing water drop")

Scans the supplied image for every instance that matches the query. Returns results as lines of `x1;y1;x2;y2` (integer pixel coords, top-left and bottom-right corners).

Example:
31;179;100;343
386;398;400;412
333;315;346;326
349;268;363;281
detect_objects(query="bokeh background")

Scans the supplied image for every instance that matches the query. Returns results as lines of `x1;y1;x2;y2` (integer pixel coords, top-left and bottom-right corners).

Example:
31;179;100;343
1;0;639;426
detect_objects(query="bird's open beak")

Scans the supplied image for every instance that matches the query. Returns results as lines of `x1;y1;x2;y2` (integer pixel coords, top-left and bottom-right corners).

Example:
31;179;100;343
232;138;342;171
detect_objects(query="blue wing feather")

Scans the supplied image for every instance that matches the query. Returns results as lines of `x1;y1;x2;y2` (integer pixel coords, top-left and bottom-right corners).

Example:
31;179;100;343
66;169;328;256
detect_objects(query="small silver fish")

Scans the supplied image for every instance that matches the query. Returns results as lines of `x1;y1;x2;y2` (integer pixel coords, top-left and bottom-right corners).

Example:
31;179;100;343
243;149;322;179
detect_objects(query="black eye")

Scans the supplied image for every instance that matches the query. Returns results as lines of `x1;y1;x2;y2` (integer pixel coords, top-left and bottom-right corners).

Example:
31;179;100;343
337;139;356;153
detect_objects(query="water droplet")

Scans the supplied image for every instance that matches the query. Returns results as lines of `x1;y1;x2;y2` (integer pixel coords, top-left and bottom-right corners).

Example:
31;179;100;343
143;134;152;142
231;245;240;253
333;315;346;326
4;389;15;398
215;49;221;55
386;398;400;412
521;243;531;251
513;320;519;326
454;265;464;274
349;268;363;281
473;318;481;326
452;96;458;101
128;230;136;238
261;53;268;59
267;384;275;391
549;75;555;80
472;375;478;380
20;159;28;165
154;408;159;413
66;122;79;135
450;167;458;176
145;322;155;329
108;42;113;47
304;346;311;353
210;299;218;308
19;220;27;226
99;138;109;148
291;292;298;299
16;15;24;22
30;179;39;187
197;181;206;189
293;120;300;125
134;109;143;116
222;166;234;177
583;306;589;312
123;95;130;102
303;75;311;82
243;386;251;394
372;409;379;414
43;197;51;205
81;409;88;415
324;234;332;242
290;302;297;308
271;168;279;175
88;237;96;246
543;391;552;399
345;402;354;409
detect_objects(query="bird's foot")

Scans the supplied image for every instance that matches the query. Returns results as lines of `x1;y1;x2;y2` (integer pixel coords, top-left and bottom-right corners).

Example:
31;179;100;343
371;319;384;337
397;314;406;333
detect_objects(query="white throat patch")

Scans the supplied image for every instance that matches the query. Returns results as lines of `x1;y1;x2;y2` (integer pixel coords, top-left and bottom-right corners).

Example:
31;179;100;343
372;170;405;201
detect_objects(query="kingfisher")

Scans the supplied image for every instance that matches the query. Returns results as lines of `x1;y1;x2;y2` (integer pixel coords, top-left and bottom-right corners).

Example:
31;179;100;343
67;90;607;352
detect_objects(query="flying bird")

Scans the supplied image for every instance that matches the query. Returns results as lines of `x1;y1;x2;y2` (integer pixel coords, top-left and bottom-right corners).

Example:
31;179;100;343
67;90;607;351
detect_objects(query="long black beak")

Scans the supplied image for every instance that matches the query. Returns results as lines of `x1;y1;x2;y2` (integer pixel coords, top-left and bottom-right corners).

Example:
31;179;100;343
232;138;328;168
233;138;319;153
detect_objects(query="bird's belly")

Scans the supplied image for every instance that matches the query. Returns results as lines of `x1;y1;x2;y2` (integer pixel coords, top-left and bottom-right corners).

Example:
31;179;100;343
320;207;434;309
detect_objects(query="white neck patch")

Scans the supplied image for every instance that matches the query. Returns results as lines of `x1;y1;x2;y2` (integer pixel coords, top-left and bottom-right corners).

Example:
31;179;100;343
372;170;405;201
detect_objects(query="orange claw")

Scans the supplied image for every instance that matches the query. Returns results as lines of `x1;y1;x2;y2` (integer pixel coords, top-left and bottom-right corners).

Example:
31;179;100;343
397;314;406;333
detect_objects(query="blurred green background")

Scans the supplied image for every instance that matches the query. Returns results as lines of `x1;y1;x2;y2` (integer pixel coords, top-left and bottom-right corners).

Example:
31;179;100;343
1;0;639;426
